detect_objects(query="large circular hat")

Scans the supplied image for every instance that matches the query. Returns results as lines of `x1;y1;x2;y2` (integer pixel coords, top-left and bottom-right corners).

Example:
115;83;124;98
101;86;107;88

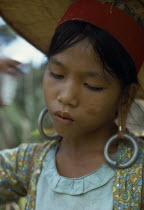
0;0;144;98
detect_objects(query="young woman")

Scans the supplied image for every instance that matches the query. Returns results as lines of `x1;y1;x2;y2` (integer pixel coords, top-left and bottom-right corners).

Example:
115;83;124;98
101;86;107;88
0;0;144;209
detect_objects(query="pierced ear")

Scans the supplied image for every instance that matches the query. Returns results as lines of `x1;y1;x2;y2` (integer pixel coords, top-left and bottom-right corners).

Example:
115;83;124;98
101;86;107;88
121;92;129;105
117;83;138;138
117;104;127;138
121;83;138;105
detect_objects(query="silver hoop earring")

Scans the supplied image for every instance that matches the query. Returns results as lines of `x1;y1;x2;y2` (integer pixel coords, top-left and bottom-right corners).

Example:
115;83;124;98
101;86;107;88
38;107;61;140
104;133;139;168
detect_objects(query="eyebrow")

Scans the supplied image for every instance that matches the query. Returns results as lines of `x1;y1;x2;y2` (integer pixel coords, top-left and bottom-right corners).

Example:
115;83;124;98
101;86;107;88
49;57;66;69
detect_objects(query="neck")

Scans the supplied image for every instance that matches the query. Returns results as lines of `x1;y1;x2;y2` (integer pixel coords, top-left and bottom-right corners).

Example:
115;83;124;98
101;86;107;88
57;123;118;158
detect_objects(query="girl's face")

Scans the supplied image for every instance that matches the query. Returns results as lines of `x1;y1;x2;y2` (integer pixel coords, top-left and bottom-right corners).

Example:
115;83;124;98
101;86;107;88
43;40;122;139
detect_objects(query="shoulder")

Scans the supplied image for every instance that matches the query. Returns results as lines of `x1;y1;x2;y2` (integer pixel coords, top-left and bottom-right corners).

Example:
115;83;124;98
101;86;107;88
16;140;58;163
29;139;59;166
0;141;51;174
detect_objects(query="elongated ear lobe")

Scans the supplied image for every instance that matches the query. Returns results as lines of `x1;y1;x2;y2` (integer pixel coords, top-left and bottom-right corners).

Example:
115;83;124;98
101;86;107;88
121;84;138;105
117;83;138;138
117;104;128;138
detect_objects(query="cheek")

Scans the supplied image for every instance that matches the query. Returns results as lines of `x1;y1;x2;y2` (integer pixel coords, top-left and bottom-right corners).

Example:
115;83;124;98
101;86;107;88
85;103;107;118
43;73;57;104
43;74;49;102
84;94;120;118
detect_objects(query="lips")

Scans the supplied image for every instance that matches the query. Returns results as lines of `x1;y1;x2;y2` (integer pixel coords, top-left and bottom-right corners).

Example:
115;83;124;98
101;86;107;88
54;110;74;122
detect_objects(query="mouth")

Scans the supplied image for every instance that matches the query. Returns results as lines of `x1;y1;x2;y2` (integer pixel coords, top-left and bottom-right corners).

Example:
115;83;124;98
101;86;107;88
54;110;74;123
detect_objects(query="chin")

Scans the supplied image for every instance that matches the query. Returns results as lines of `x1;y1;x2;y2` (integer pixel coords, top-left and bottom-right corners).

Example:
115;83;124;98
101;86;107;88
54;124;79;139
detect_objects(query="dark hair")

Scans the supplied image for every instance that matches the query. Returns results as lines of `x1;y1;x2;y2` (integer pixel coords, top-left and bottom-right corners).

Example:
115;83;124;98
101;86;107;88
47;20;138;87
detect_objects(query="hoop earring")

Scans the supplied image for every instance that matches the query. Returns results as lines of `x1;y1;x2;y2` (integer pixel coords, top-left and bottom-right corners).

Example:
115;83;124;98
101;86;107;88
38;107;61;140
104;131;139;168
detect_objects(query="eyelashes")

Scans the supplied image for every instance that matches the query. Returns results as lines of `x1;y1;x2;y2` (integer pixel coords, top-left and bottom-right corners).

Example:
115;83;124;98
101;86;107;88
49;71;104;92
84;83;104;92
49;71;64;79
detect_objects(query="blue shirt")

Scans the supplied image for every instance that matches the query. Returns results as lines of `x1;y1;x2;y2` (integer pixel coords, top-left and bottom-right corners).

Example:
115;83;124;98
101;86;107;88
36;143;115;210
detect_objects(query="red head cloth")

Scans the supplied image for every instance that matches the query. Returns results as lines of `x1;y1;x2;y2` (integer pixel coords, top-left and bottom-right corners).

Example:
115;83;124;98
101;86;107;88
58;0;144;72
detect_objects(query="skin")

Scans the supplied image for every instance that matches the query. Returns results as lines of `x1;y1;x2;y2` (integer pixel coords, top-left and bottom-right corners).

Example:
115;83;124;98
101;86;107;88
0;58;21;76
43;40;137;178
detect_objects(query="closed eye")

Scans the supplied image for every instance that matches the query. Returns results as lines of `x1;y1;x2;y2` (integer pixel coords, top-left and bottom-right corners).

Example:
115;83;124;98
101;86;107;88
49;71;104;91
84;83;104;92
49;71;64;79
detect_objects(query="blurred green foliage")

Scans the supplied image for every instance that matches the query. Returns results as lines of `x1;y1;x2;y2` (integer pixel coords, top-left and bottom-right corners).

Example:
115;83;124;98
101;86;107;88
0;64;46;149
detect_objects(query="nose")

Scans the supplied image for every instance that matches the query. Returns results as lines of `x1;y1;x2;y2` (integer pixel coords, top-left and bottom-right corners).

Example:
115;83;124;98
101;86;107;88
57;80;79;107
